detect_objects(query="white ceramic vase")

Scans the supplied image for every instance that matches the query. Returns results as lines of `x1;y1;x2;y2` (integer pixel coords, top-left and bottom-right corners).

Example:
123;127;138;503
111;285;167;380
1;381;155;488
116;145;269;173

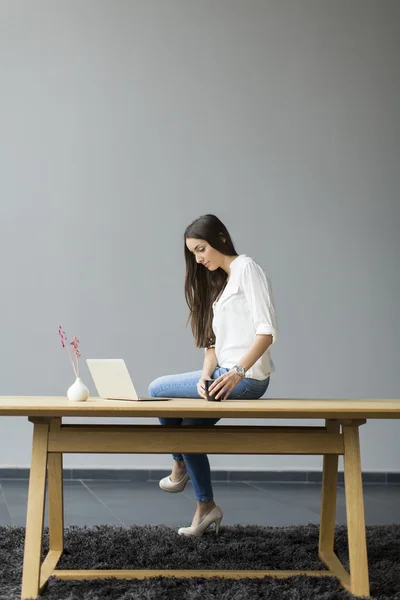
67;377;89;402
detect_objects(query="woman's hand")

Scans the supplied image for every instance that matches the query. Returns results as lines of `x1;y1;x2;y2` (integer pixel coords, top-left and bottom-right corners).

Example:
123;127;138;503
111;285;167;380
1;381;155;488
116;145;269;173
197;377;208;399
209;369;243;400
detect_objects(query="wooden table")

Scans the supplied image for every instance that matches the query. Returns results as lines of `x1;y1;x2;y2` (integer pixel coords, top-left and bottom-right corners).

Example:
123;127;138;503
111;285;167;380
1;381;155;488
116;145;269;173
1;396;399;599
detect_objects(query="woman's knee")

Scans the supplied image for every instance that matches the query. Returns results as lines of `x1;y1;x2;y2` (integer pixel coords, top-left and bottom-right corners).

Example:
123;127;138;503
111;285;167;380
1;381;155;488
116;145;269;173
148;376;166;397
148;370;201;399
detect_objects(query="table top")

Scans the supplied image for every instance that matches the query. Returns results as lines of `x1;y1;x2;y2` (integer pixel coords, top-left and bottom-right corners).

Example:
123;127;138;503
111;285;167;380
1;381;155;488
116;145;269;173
0;396;399;419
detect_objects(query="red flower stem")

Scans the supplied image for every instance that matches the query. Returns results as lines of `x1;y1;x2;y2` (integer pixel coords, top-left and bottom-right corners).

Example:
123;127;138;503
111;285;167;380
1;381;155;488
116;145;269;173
66;346;78;378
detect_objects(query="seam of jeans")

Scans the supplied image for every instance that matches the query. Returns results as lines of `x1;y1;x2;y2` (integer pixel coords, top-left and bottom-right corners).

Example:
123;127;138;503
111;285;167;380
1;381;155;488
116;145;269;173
240;378;270;395
235;387;252;399
152;382;202;395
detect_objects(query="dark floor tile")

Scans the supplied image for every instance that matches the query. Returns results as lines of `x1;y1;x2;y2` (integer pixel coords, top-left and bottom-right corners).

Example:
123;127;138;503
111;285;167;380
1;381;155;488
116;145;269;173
0;469;31;479
72;469;148;481
229;470;307;483
83;480;195;527
63;481;124;526
360;472;387;484
183;481;320;526
247;481;348;524
361;499;400;525
258;481;400;526
308;471;345;484
363;484;400;499
308;471;388;485
0;480;122;527
344;483;400;525
387;473;400;484
260;481;400;526
0;479;36;526
0;469;74;479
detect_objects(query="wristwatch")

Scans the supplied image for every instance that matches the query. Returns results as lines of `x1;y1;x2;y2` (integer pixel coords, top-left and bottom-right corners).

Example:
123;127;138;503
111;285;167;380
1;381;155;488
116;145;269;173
232;365;245;379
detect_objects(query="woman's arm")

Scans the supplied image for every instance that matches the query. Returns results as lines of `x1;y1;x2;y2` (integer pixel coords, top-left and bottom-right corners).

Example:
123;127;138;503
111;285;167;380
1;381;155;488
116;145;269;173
202;347;218;379
237;334;273;373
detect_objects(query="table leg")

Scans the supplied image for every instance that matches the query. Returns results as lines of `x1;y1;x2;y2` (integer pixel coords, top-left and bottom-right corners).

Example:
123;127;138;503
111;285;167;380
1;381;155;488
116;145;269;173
319;420;351;589
21;420;49;600
35;419;65;590
48;420;64;553
319;420;340;554
343;422;370;597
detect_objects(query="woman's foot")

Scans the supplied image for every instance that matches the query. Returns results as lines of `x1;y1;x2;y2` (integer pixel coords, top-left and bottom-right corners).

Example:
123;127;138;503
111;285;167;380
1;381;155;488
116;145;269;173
191;499;216;527
178;504;223;537
159;461;189;493
170;460;187;483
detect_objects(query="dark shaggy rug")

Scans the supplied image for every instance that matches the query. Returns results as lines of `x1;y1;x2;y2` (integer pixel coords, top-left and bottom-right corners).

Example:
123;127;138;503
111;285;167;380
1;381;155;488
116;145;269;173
1;524;400;599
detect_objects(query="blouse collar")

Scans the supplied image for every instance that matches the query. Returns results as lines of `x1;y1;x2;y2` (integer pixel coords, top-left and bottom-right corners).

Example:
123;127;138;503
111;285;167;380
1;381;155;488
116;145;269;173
229;254;247;271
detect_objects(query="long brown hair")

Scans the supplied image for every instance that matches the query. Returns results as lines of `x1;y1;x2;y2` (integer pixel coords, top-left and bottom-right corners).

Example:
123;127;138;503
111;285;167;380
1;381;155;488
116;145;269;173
184;214;238;348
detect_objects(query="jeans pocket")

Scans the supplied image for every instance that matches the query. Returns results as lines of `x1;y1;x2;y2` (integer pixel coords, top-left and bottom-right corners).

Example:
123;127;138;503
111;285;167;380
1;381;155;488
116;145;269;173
236;378;270;399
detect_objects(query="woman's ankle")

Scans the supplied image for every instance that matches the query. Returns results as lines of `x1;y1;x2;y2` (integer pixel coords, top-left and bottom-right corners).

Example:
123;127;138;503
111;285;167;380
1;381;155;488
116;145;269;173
170;461;187;481
196;499;216;515
173;460;186;471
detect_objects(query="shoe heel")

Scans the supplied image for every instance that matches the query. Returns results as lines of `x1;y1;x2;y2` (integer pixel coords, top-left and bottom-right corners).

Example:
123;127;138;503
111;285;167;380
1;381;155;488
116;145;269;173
215;517;223;535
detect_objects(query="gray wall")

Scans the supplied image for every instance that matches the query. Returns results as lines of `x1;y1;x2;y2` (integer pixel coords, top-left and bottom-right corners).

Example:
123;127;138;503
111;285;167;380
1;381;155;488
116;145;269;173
0;0;399;472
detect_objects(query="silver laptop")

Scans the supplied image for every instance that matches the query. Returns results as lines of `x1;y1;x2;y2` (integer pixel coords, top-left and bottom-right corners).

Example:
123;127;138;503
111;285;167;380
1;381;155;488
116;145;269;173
86;359;170;402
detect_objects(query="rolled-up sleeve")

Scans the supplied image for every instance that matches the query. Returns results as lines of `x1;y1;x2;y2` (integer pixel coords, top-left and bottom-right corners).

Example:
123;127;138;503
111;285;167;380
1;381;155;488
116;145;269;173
241;262;278;344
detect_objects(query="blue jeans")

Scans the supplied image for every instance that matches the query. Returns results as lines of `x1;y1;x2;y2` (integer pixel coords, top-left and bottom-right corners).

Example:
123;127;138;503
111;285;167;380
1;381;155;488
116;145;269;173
148;367;270;502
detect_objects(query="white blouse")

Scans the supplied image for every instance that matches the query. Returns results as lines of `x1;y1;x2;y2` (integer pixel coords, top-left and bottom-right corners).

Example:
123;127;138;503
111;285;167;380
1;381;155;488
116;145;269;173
208;254;278;380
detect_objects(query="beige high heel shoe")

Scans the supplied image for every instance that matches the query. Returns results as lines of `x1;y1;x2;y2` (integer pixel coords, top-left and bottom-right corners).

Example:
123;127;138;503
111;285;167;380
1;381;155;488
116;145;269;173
159;471;189;493
178;506;223;537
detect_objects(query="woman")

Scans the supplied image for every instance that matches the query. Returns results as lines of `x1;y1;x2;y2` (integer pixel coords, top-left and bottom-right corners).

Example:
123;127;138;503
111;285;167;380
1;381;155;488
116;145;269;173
148;214;278;537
